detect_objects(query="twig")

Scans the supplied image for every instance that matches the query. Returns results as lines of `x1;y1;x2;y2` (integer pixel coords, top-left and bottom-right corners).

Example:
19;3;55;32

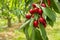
40;0;43;5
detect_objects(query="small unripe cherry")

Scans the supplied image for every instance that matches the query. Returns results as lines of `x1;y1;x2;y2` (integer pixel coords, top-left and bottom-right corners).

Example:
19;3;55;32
26;14;31;19
32;3;36;8
33;20;38;27
41;3;46;7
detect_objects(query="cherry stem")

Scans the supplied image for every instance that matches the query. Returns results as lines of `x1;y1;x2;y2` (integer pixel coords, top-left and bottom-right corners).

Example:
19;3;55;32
40;0;43;6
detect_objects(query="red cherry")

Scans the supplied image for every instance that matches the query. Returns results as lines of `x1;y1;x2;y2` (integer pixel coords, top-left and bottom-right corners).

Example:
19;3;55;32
41;3;46;7
30;9;34;14
38;17;46;27
33;8;39;13
40;17;46;23
43;22;46;28
33;20;38;27
47;0;50;6
38;17;44;23
32;3;36;8
26;14;31;19
38;9;43;16
42;19;46;27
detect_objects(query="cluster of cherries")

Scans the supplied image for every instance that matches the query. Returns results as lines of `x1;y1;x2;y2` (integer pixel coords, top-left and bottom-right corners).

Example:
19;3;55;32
26;3;46;28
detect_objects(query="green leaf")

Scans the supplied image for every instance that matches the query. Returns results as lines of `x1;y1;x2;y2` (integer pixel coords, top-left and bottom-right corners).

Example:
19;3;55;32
34;13;39;20
28;18;34;37
50;0;60;13
46;17;54;27
31;28;43;40
41;7;56;22
39;23;48;40
25;0;32;6
23;18;34;40
19;19;31;30
33;0;39;3
35;29;43;40
43;0;47;4
23;22;30;40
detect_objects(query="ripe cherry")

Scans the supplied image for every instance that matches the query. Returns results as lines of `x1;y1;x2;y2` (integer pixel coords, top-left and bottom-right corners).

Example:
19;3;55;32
33;7;39;13
33;20;38;27
38;9;43;16
38;17;44;23
30;9;34;14
32;3;36;8
43;22;46;27
26;14;31;19
38;17;46;27
41;3;46;7
47;0;50;6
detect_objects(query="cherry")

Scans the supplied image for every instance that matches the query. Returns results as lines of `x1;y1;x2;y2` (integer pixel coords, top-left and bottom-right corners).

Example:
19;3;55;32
41;3;46;7
38;8;43;16
38;17;46;27
43;22;46;28
33;20;38;27
26;14;31;19
38;17;44;23
30;8;39;14
29;9;34;14
47;0;50;6
33;7;39;13
32;3;36;8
